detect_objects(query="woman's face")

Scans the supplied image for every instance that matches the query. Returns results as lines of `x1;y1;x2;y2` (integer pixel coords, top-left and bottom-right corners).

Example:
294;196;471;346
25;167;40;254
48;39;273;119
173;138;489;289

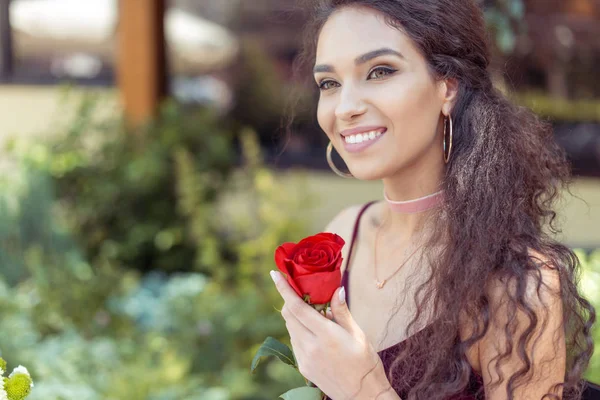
314;6;451;181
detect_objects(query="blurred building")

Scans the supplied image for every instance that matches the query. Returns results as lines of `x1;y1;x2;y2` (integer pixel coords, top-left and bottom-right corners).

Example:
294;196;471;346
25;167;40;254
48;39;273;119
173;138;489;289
507;0;600;98
2;0;600;173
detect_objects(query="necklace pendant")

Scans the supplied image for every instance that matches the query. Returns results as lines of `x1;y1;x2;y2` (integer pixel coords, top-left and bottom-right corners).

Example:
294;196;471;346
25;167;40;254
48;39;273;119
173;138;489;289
376;279;386;289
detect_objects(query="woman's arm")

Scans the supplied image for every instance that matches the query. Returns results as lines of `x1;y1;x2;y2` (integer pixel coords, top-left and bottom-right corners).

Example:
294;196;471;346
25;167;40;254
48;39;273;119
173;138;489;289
354;361;402;400
478;261;566;400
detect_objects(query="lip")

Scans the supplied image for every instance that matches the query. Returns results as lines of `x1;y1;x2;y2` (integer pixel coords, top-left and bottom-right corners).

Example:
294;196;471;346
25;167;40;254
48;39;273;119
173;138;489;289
340;127;387;154
339;126;387;137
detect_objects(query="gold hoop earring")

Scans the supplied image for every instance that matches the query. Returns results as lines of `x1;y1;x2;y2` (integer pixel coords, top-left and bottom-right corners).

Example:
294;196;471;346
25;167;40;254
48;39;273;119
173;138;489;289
326;142;354;178
443;114;453;164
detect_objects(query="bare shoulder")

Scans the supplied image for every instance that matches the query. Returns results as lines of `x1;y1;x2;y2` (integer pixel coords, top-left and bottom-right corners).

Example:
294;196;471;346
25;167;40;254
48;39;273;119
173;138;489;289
323;204;368;273
477;248;565;399
323;204;364;240
485;248;561;303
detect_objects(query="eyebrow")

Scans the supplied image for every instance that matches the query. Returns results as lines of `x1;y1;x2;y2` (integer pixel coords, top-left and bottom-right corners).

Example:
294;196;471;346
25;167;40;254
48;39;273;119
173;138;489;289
313;47;404;74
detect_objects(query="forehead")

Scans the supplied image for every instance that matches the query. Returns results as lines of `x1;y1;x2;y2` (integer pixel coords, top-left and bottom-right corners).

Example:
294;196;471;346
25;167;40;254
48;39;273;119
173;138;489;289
316;6;413;63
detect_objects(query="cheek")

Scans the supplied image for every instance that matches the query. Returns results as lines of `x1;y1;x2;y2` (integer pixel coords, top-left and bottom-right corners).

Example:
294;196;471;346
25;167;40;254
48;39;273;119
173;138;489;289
376;77;440;139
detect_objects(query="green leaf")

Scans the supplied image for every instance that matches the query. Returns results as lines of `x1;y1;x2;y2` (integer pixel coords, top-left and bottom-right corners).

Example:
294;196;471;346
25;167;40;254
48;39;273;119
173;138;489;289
251;336;297;373
280;387;323;400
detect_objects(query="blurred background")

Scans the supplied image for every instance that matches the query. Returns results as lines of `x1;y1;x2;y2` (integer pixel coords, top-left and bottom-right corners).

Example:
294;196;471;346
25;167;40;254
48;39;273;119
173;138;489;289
0;0;598;399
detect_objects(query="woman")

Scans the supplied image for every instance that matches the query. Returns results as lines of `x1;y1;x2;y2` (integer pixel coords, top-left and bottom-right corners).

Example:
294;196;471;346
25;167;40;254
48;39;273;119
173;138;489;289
269;1;598;399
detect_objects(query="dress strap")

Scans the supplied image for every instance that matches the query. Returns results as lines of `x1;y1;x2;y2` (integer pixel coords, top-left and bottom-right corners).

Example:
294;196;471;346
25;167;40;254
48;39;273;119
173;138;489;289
345;200;378;271
341;200;378;310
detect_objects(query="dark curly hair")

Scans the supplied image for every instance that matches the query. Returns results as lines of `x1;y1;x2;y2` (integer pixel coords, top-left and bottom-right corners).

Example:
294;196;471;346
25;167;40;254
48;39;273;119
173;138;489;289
283;1;597;399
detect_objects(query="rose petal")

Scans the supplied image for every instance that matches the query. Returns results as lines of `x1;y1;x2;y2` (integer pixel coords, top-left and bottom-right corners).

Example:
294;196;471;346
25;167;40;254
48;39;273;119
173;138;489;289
294;250;325;266
291;263;320;276
328;252;343;271
295;233;342;249
313;232;345;247
298;252;342;275
285;273;304;298
275;258;294;278
294;269;343;305
297;249;328;267
292;247;344;275
274;242;297;270
274;233;346;303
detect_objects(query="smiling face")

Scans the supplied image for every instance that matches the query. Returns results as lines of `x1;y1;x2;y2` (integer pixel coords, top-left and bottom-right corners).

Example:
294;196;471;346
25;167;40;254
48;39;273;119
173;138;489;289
314;6;451;181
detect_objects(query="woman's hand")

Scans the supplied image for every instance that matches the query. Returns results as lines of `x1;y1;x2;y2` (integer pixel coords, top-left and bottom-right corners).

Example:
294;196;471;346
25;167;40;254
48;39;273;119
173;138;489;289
270;270;397;400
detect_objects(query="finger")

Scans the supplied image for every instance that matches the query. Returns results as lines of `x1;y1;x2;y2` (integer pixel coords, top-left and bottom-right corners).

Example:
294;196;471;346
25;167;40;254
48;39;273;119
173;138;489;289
330;286;362;336
281;303;315;338
325;306;334;321
271;270;332;334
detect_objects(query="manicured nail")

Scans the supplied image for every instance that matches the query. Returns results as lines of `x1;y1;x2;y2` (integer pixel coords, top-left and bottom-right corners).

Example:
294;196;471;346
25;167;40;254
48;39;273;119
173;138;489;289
339;286;346;304
270;270;280;283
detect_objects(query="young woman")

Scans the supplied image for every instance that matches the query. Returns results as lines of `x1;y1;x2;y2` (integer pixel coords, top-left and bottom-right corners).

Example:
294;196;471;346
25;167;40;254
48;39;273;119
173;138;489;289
270;1;598;399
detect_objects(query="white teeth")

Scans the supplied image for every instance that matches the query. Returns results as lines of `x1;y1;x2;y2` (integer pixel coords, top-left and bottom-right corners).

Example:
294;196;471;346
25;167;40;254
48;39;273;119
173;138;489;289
344;130;384;144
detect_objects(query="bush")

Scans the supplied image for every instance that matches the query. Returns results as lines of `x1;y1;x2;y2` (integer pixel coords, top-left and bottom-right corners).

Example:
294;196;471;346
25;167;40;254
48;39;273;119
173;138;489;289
1;95;311;399
6;94;235;276
576;249;600;382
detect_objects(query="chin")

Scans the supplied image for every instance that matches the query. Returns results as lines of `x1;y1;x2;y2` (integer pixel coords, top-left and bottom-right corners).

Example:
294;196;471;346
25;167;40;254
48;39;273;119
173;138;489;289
349;168;385;181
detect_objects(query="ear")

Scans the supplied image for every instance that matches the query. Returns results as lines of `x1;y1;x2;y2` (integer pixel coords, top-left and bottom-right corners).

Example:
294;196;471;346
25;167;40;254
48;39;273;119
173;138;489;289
439;78;459;116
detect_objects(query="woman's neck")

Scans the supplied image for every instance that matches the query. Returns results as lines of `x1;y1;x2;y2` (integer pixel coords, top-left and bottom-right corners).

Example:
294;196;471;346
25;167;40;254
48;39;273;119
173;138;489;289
379;179;444;240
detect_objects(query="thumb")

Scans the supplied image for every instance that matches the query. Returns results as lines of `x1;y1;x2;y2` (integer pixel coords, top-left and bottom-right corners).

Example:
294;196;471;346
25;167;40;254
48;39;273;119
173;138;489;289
330;286;360;335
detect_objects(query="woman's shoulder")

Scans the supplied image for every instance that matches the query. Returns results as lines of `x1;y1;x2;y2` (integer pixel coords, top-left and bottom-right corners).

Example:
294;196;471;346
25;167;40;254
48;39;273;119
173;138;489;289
323;203;365;239
324;202;380;271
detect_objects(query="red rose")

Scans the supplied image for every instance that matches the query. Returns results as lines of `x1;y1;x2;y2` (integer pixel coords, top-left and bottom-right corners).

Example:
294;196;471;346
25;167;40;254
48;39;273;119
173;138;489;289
274;232;345;305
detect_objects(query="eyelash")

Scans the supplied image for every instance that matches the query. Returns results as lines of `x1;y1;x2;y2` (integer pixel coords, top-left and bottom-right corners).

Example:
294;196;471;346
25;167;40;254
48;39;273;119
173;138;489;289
317;66;398;91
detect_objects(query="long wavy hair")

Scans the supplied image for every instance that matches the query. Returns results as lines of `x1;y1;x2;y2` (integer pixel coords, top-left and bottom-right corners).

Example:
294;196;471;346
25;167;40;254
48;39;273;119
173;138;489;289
283;1;597;399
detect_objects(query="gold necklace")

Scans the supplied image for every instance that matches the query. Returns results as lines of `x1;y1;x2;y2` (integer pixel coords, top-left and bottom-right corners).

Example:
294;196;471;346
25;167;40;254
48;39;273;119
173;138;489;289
373;210;422;289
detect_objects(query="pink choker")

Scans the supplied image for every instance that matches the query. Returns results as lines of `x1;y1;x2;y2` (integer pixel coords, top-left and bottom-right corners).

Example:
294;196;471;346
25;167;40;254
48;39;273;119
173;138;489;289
383;188;445;213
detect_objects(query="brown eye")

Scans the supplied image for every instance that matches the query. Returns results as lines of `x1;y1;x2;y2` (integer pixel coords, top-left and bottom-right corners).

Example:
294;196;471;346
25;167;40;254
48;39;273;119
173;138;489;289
368;66;397;80
318;80;339;91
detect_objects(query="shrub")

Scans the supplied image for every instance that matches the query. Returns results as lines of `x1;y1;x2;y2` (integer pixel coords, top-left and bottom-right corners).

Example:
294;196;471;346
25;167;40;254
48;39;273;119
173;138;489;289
1;95;311;399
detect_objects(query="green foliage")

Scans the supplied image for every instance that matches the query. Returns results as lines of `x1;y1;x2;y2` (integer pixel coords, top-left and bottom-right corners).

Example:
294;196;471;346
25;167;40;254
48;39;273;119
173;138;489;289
480;0;525;53
0;96;310;399
6;94;235;276
511;91;600;123
251;337;297;373
576;249;600;382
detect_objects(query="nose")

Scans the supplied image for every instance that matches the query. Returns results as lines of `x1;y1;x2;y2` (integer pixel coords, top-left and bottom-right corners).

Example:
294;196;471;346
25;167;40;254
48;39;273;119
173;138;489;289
334;85;367;121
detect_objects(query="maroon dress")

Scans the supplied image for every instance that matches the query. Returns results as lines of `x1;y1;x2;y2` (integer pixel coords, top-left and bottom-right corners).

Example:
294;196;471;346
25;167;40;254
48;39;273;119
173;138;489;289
324;201;600;399
325;200;485;399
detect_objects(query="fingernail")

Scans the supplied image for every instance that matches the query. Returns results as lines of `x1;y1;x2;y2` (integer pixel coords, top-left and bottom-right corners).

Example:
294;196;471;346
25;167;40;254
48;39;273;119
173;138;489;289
339;286;346;304
270;270;280;283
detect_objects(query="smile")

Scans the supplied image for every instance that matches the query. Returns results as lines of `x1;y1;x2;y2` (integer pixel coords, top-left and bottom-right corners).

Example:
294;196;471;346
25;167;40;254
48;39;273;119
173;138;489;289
341;128;387;153
344;129;384;144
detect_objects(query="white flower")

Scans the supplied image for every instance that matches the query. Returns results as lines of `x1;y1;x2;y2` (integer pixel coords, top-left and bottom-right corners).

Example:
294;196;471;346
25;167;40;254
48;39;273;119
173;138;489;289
9;365;30;378
0;376;8;400
9;365;34;388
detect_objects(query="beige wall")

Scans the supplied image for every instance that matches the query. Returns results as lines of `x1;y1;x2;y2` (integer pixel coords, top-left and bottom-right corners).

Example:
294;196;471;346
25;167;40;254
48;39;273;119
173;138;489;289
0;85;120;146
